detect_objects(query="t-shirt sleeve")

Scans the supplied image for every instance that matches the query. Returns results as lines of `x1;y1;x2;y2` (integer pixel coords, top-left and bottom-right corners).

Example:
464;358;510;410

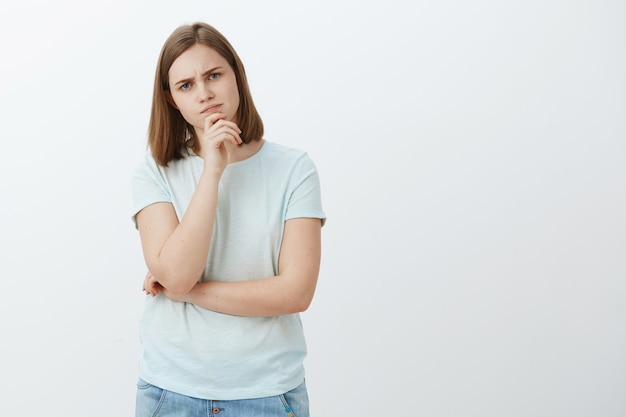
130;154;172;228
285;153;327;226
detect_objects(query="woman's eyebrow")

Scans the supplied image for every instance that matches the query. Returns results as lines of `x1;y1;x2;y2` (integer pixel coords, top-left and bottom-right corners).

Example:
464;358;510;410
173;67;223;87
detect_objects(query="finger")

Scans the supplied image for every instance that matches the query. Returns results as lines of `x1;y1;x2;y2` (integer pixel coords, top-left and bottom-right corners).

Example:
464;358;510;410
208;118;241;136
210;125;242;145
222;129;242;145
204;112;226;131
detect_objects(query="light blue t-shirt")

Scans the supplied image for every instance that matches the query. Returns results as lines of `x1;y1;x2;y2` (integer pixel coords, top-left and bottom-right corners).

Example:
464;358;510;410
131;140;326;400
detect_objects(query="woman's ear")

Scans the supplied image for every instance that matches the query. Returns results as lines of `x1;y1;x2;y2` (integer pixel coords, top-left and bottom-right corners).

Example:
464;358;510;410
165;91;179;109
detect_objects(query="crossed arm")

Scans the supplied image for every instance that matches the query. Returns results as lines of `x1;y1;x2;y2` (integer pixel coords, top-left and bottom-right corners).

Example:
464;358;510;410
143;216;321;316
136;173;322;317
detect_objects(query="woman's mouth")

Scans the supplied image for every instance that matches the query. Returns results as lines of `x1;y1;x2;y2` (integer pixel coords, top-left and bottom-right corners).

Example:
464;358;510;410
202;104;221;114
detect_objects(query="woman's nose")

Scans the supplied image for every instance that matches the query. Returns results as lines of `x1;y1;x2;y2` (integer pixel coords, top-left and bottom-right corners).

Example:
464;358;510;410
198;81;214;100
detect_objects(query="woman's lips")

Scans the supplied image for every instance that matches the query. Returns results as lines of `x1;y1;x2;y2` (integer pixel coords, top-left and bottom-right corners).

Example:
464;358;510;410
202;104;221;114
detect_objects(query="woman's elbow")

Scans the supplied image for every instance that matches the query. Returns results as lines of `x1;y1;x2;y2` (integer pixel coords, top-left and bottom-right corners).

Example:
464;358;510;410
166;281;196;299
154;268;200;297
294;300;312;313
290;288;316;313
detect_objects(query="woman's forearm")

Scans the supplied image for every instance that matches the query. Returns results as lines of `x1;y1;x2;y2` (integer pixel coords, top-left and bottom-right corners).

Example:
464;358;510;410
140;170;220;295
180;218;322;316
183;274;316;317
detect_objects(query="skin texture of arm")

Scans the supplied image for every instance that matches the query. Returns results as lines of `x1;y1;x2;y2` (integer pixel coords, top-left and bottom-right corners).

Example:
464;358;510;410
137;170;219;297
145;217;322;317
137;114;242;297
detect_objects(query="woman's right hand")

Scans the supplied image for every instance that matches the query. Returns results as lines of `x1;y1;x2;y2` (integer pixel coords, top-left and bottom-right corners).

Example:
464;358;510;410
200;112;242;177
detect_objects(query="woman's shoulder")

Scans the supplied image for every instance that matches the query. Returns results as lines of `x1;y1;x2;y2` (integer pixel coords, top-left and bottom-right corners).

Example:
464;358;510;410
132;148;198;180
262;140;311;162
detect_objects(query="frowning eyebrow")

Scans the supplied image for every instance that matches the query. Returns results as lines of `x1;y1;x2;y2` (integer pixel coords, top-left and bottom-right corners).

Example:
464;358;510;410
173;66;223;87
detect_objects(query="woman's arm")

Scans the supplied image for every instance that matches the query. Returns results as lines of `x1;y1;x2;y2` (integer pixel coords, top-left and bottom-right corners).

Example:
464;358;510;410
137;114;241;297
136;170;219;297
160;217;322;316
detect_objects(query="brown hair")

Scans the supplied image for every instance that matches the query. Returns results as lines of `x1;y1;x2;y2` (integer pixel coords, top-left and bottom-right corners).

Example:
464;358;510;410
148;22;264;166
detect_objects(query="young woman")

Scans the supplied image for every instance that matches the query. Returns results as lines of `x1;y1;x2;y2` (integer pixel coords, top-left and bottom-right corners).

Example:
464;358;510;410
131;22;325;416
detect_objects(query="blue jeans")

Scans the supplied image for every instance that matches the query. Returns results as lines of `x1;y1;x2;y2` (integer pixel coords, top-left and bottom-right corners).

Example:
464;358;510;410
135;379;310;417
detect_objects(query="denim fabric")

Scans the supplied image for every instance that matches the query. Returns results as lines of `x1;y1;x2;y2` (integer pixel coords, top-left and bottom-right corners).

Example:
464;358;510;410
135;378;309;417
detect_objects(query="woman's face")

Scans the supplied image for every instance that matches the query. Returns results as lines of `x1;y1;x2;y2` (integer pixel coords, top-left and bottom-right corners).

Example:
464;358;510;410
167;43;240;135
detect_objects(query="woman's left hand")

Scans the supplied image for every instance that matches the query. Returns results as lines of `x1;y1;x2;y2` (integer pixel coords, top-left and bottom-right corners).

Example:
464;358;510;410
142;271;163;297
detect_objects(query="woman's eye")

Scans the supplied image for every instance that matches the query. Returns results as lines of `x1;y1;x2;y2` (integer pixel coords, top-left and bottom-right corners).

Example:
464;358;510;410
180;82;191;90
209;73;220;80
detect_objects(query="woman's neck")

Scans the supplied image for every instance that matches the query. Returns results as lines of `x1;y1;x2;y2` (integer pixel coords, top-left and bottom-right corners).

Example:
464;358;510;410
226;138;264;163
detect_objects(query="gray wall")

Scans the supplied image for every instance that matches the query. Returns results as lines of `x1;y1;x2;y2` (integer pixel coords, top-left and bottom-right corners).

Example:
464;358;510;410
1;0;624;415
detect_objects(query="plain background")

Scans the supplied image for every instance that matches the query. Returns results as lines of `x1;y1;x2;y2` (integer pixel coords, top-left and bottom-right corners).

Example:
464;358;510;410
0;0;624;416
